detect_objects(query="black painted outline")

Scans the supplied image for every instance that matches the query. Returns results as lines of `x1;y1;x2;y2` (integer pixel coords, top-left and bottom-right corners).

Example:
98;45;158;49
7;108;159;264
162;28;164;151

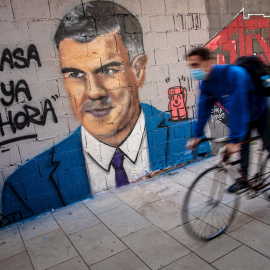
0;134;37;147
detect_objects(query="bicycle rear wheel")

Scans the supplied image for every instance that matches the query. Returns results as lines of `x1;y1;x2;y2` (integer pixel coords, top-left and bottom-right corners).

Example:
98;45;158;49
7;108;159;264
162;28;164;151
182;165;240;241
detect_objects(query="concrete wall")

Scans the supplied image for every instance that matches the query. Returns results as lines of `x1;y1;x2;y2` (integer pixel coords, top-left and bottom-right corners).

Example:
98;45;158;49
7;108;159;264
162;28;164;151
0;0;270;226
206;0;270;148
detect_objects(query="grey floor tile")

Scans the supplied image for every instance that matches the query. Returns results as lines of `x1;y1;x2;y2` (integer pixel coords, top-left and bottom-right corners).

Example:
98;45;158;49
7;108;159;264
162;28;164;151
212;245;270;270
156;182;183;198
111;184;160;210
18;212;59;241
169;168;209;188
193;178;239;204
83;192;124;215
25;228;78;270
225;211;254;234
228;196;270;225
168;222;241;263
97;205;151;238
68;223;127;266
90;249;150;270
184;202;238;234
0;226;25;261
47;256;89;270
52;202;100;235
122;225;190;270
138;177;176;194
0;252;34;270
184;161;214;175
229;219;270;258
158;183;209;210
137;199;186;231
162;253;215;270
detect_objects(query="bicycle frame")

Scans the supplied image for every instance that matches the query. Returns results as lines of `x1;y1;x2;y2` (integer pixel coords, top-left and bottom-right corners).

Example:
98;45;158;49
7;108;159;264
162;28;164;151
211;136;270;198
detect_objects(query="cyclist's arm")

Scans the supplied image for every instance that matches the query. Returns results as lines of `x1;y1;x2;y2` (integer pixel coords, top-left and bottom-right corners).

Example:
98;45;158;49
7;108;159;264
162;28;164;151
193;89;215;138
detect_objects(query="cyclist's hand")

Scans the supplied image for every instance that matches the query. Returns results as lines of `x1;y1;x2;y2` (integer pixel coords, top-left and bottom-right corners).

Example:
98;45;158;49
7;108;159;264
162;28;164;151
186;138;201;150
225;143;240;157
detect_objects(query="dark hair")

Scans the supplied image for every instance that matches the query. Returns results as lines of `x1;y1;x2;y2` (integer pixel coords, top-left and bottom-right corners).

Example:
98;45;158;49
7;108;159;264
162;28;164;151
54;1;144;64
187;47;211;61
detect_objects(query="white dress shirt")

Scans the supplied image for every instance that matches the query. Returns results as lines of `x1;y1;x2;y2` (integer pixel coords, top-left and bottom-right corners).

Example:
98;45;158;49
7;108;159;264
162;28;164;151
81;110;151;194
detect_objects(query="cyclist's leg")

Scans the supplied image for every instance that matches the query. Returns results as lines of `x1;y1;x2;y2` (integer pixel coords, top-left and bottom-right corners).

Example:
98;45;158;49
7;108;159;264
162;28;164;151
257;107;270;152
227;126;251;193
256;108;270;199
240;128;251;176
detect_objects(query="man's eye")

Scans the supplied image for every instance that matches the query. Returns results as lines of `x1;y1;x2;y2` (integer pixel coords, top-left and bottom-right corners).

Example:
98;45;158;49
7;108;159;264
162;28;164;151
102;68;119;75
67;72;85;78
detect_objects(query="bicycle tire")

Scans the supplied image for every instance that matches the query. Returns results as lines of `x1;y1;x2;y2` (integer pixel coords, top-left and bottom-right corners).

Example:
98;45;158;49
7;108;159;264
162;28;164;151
182;165;240;241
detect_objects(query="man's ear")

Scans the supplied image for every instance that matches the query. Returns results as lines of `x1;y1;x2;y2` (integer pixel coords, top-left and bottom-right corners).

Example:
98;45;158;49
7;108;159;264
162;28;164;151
132;54;147;87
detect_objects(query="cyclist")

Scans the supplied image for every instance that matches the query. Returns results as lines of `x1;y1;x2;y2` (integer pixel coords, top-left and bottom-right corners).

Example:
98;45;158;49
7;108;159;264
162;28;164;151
186;47;270;193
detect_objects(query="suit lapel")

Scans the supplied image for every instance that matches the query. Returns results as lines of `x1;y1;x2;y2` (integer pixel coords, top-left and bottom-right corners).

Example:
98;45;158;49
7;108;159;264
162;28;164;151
51;127;90;204
141;103;169;171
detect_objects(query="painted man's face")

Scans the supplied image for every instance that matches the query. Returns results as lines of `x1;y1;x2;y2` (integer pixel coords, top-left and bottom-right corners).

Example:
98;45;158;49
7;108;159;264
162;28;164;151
59;32;147;146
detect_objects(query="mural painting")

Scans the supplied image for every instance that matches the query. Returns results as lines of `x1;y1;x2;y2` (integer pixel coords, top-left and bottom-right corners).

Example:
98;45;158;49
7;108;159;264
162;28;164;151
168;86;187;121
207;12;270;126
0;1;210;227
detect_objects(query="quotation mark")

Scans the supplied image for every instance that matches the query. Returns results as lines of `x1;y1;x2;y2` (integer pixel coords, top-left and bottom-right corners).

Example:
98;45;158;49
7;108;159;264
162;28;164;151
51;95;59;101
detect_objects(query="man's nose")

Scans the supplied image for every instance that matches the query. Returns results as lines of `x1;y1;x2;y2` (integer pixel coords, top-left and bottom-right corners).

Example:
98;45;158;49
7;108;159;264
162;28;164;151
85;74;107;100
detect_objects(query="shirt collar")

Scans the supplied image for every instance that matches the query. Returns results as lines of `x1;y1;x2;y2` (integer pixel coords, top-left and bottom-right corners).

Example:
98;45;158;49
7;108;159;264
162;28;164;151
81;110;146;171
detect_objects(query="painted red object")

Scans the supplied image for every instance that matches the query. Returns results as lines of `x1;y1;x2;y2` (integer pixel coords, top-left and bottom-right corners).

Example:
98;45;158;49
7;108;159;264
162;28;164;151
168;86;187;121
205;12;270;125
205;12;270;65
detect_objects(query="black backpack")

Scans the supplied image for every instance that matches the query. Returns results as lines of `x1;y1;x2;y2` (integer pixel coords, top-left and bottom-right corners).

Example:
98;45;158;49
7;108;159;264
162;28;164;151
233;55;270;96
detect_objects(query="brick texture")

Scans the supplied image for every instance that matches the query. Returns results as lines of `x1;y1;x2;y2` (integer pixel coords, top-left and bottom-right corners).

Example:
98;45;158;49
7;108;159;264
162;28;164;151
0;0;269;224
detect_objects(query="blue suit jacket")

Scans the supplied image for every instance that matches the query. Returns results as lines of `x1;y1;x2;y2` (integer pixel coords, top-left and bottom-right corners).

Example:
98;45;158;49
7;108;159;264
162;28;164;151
1;103;210;222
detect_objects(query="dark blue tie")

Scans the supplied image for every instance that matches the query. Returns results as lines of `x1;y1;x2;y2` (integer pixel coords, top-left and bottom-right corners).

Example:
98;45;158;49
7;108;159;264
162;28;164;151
111;149;129;187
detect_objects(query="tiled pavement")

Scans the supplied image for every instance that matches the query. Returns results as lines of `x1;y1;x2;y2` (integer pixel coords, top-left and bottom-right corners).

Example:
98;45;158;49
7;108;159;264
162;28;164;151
1;149;270;269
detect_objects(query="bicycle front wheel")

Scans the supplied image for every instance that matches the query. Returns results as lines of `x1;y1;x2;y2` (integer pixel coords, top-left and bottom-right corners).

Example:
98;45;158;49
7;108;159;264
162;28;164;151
182;165;240;241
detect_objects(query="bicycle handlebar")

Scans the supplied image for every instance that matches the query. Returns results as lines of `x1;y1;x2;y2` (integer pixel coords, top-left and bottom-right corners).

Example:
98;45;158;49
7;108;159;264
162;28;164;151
199;136;260;145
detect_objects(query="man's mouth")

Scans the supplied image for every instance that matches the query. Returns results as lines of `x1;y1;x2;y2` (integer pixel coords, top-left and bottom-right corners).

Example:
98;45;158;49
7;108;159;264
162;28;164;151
85;107;114;117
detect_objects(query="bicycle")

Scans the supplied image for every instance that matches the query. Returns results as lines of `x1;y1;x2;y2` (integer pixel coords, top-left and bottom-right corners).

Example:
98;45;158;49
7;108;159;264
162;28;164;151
182;136;270;241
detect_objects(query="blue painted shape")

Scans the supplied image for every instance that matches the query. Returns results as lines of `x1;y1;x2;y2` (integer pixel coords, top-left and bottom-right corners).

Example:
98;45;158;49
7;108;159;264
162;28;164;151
37;154;55;178
2;183;33;218
56;166;86;190
148;143;167;171
149;128;167;147
167;137;190;166
70;148;85;168
23;175;58;200
25;196;49;214
172;120;192;139
51;152;73;172
59;186;80;205
7;160;40;185
46;190;65;211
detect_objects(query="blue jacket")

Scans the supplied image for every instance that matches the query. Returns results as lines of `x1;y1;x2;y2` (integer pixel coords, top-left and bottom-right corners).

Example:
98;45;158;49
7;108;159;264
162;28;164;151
194;65;267;143
2;103;210;222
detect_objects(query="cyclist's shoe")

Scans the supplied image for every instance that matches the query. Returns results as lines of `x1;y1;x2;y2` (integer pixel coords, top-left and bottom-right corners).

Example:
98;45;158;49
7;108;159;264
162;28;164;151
227;179;248;193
